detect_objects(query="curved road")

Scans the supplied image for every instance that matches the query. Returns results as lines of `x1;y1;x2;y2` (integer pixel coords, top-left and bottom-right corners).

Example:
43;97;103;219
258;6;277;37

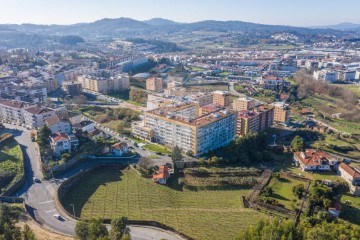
3;123;186;239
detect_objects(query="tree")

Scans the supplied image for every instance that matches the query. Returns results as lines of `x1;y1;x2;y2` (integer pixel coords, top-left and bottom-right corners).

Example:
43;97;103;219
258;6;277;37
73;95;87;105
138;157;152;170
291;135;304;152
171;145;183;162
88;218;108;240
262;186;273;197
75;220;89;240
37;125;52;149
61;153;71;162
109;217;128;240
22;224;36;240
293;184;305;199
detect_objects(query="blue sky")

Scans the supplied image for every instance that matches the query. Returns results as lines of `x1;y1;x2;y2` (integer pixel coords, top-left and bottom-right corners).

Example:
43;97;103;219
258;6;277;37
1;0;360;26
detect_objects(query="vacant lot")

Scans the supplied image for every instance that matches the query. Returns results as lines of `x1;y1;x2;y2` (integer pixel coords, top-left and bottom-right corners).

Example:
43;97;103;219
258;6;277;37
183;167;261;188
267;174;306;209
0;138;23;193
340;193;360;225
62;167;266;239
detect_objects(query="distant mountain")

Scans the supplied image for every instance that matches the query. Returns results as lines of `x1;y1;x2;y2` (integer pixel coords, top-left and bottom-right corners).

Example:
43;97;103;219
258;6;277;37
144;18;180;26
312;22;360;30
0;17;352;46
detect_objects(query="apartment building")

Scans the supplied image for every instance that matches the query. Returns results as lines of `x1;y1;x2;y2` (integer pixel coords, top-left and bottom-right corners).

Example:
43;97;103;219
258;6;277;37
236;110;260;136
78;71;130;94
232;97;256;111
272;102;290;123
146;78;163;92
143;104;236;156
24;106;56;129
43;78;58;93
188;92;213;107
0;99;29;125
164;87;187;97
257;104;274;131
213;91;230;107
62;81;83;97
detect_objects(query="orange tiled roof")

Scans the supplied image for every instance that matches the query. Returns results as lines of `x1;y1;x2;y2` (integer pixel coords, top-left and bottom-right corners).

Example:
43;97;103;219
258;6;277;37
50;132;70;142
153;165;169;180
339;163;360;178
294;149;333;167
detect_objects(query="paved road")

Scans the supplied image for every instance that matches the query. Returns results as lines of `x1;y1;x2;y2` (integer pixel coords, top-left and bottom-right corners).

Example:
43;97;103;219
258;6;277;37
1;124;76;236
228;82;245;97
4;123;188;239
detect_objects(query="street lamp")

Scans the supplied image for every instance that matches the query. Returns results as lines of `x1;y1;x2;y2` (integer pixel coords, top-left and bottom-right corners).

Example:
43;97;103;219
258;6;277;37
70;204;75;218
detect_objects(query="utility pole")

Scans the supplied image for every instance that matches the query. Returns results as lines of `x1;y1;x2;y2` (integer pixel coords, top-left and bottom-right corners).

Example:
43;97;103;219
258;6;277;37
70;204;75;218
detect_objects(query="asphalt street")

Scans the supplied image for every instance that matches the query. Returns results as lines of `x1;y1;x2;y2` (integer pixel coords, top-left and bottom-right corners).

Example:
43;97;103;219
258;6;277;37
3;122;187;238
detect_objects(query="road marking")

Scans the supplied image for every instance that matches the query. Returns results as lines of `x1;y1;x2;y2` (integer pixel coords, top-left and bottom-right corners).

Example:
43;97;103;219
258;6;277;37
45;209;57;213
45;184;56;197
39;200;54;205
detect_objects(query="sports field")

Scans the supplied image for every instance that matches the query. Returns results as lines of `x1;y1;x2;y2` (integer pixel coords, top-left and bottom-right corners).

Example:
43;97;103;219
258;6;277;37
62;167;266;239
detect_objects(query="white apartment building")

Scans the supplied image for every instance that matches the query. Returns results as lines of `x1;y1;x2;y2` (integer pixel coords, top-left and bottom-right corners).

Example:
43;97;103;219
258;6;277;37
143;104;236;156
24;106;56;129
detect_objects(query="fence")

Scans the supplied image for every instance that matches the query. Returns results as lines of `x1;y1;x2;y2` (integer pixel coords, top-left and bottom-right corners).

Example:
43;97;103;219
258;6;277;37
0;196;24;203
246;169;272;203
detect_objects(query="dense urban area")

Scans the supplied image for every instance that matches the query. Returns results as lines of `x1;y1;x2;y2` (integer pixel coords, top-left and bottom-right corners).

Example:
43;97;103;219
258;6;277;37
1;16;360;240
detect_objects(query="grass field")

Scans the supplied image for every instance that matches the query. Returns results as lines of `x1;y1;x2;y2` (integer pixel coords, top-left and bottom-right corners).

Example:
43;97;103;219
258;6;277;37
267;174;305;209
143;144;171;154
62;167;266;239
302;94;360;135
0;138;23;193
340;193;360;225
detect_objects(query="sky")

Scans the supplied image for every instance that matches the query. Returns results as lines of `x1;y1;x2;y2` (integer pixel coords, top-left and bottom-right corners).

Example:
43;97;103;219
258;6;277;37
1;0;360;26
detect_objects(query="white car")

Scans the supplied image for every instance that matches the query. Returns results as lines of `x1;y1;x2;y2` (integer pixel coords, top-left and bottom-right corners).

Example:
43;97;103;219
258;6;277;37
53;214;64;221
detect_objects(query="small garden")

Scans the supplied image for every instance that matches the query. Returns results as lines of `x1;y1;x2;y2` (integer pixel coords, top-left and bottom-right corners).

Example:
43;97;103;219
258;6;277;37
0;135;23;194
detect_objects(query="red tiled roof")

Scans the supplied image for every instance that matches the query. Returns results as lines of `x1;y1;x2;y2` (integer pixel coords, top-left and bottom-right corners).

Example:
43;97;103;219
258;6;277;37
294;149;333;167
0;99;27;109
25;106;52;115
153;165;169;180
112;142;127;150
50;132;70;142
45;115;60;126
339;163;360;178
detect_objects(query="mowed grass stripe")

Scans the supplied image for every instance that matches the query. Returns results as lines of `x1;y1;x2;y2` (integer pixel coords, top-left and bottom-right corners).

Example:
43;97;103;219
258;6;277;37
62;168;266;240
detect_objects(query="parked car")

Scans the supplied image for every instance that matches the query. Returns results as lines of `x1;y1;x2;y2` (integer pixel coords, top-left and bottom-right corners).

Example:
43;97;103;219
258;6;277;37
33;177;41;183
53;214;65;221
155;152;163;155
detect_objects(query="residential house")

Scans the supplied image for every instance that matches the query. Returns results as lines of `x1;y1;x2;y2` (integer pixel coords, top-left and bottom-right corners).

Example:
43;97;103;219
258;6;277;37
153;165;169;185
72;120;95;133
50;132;71;156
111;142;128;156
294;149;338;171
45;115;72;134
338;163;360;196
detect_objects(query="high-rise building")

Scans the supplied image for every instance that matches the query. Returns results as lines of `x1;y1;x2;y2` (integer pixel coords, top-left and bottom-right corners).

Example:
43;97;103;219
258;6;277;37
62;81;83;97
236;110;260;136
139;103;236;156
232;97;256;111
272;102;290;123
146;78;163;92
213;91;230;107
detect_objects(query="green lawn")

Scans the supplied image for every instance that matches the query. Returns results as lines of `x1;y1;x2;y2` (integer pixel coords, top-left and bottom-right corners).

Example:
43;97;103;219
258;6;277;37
268;175;305;209
62;168;266;240
340;193;360;225
143;144;171;154
0;138;24;193
127;135;146;144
